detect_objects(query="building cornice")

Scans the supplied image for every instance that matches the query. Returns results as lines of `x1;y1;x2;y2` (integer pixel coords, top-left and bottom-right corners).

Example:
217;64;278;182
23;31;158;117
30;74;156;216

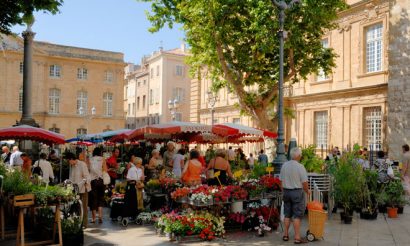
290;83;388;102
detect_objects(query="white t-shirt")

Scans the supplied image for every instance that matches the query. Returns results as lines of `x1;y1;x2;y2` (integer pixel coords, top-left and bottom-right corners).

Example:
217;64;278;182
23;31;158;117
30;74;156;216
280;160;308;189
248;156;255;166
127;165;143;181
172;154;185;178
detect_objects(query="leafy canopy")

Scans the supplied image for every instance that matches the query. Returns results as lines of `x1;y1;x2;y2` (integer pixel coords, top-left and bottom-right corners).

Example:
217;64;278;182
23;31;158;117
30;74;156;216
0;0;63;34
141;0;346;130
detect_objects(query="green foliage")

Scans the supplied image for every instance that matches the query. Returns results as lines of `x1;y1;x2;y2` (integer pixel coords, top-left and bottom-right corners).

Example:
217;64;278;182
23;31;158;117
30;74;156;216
0;0;63;34
332;152;363;212
249;163;267;179
379;179;406;208
140;0;347;129
61;216;82;235
3;169;32;195
300;145;324;173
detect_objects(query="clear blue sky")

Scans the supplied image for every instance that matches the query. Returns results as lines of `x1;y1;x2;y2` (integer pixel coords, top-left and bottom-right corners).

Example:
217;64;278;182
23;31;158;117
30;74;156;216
11;0;185;63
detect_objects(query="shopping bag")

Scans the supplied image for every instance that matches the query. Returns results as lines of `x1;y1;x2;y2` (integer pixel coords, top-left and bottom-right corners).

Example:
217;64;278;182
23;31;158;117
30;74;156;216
102;171;111;185
280;201;285;222
387;165;394;178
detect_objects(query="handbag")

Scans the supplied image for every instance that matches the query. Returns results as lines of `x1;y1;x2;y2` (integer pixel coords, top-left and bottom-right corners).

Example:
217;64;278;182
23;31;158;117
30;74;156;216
102;171;111;185
387;165;394;178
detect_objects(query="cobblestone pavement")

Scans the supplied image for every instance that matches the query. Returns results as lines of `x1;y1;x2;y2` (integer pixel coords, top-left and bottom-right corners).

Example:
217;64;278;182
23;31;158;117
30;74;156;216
82;207;410;246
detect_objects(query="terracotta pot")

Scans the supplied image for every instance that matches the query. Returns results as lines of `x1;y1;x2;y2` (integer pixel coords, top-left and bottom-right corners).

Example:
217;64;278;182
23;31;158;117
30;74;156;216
387;207;398;218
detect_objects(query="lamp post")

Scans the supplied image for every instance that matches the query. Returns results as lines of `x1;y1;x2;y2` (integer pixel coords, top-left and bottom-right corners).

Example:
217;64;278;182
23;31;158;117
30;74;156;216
207;91;218;125
272;0;300;173
168;99;180;121
78;106;96;139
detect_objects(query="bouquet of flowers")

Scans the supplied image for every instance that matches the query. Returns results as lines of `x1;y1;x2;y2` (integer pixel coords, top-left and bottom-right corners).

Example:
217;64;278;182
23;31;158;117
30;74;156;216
212;186;231;203
228;185;248;201
255;215;272;237
159;177;180;191
190;192;213;204
259;175;281;191
171;187;191;201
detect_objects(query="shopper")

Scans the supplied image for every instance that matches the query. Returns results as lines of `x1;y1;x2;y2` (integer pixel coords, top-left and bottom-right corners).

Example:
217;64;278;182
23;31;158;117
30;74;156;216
401;144;410;195
248;153;255;169
280;147;309;244
146;149;162;180
1;146;11;165
258;149;268;165
182;150;202;186
66;152;91;228
10;146;23;170
206;149;232;186
172;149;185;178
33;153;55;183
89;147;107;224
20;153;32;178
125;157;144;218
163;141;176;172
106;148;120;185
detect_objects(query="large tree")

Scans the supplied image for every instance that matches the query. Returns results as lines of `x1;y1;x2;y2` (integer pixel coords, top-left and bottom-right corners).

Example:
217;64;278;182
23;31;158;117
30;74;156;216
0;0;63;34
141;0;346;130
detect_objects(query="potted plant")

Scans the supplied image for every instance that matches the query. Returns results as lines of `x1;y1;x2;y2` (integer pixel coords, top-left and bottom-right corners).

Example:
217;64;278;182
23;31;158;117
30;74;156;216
146;179;161;194
359;170;380;220
300;145;325;174
379;179;406;218
332;153;362;224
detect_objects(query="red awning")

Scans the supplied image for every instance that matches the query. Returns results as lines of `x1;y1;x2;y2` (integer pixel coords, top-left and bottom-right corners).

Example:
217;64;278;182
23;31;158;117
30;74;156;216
0;125;66;145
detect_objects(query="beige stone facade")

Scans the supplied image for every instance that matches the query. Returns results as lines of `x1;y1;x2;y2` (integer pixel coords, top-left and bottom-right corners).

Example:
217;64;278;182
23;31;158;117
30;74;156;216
289;0;391;156
387;0;410;159
0;35;125;138
124;45;191;128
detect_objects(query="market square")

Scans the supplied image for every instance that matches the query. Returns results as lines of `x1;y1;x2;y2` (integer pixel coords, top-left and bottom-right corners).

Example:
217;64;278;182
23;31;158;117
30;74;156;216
1;0;410;245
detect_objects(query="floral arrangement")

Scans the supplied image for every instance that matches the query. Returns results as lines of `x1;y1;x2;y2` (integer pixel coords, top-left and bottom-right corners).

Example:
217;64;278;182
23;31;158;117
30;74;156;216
159;177;180;191
155;211;225;241
146;179;161;190
259;175;281;191
228;185;248;201
137;211;163;224
190;193;213;204
227;212;246;224
255;215;272;236
171;187;190;200
247;202;261;209
212;187;231;203
61;214;82;235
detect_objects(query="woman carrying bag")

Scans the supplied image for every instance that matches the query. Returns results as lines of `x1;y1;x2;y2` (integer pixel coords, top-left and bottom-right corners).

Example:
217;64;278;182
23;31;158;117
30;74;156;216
206;149;232;186
89;147;108;224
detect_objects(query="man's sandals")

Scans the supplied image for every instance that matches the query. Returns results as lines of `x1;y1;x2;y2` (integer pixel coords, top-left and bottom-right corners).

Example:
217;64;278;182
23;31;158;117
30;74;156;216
294;238;308;244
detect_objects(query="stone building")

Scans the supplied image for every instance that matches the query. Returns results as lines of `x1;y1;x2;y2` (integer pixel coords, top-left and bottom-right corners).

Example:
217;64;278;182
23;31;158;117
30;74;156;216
0;35;125;138
124;45;191;128
289;0;397;157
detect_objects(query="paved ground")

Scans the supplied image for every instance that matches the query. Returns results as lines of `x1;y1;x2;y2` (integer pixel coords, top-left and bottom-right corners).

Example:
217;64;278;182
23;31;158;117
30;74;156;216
82;207;410;246
3;207;410;246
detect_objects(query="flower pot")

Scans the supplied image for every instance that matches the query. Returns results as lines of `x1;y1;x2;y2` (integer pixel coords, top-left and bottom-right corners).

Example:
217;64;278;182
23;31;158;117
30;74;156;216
231;201;244;213
398;206;404;214
343;215;353;224
62;231;84;246
387;207;398;218
360;211;378;220
378;205;387;213
340;212;345;221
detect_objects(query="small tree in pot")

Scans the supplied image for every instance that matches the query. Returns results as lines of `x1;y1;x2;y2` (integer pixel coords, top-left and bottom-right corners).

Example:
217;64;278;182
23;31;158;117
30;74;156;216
379;179;406;218
332;153;363;224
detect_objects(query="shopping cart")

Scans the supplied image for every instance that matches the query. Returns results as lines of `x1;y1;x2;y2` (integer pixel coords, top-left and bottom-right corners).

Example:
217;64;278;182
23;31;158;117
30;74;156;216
306;209;327;242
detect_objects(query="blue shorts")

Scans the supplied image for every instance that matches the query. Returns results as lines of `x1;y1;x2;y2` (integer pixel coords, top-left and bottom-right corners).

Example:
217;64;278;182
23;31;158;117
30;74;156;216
283;189;305;219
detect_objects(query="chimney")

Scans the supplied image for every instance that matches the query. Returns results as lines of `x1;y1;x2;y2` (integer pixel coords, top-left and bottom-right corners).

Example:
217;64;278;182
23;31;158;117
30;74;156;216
181;42;186;52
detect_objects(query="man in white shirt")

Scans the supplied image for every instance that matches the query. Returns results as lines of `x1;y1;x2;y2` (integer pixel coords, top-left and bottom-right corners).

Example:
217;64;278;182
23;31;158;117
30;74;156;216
33;153;55;183
227;146;235;163
280;147;309;244
10;146;23;170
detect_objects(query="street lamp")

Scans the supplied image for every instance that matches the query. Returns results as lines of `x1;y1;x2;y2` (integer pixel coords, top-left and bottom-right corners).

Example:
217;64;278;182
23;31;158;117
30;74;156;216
168;99;180;121
207;91;218;125
78;106;96;138
272;0;300;173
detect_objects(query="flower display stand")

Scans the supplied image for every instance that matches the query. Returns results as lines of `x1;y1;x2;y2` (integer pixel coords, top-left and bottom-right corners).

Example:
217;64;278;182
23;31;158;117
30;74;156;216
14;194;62;246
